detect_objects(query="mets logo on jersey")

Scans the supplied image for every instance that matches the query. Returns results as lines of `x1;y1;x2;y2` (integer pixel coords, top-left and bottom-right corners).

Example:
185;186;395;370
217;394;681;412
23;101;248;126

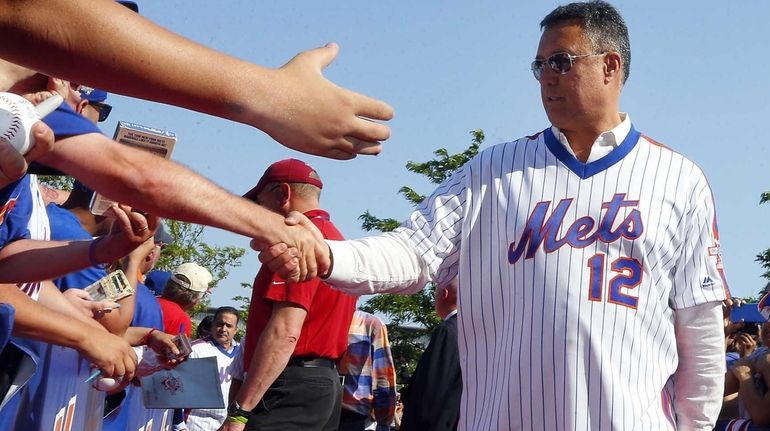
508;193;643;264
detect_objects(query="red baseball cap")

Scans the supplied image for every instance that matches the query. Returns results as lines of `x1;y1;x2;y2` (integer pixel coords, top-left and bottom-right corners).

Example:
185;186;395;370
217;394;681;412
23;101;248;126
244;158;323;200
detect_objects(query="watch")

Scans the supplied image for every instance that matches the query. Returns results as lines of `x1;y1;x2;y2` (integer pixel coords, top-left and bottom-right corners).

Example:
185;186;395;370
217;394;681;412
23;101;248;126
227;400;251;423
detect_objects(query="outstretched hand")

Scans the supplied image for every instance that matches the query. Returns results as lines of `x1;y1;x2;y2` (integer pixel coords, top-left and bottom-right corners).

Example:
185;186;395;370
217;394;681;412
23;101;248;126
252;211;329;282
98;204;159;262
262;43;394;160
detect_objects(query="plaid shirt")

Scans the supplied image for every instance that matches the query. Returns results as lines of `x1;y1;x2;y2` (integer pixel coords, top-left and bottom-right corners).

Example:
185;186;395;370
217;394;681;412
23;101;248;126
338;310;397;430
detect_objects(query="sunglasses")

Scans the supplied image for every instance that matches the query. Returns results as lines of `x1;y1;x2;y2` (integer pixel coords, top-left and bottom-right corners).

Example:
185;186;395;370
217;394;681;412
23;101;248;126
89;101;113;122
531;52;606;80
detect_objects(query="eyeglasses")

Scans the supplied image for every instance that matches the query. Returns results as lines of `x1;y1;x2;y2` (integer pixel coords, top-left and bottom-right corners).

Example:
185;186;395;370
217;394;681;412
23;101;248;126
89;101;113;122
531;52;607;80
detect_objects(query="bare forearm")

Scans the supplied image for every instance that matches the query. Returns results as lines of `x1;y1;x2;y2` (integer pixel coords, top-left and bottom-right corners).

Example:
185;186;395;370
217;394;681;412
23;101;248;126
0;239;93;283
737;374;770;424
1;283;94;349
37;281;103;330
236;328;298;410
0;0;271;126
42;135;279;241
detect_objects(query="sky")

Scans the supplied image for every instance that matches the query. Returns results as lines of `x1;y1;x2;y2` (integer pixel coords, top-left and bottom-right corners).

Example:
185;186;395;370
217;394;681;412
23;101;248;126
100;1;770;307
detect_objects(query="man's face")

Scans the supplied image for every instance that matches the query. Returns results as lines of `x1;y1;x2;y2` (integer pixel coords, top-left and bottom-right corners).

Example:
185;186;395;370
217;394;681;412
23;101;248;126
213;312;238;347
536;22;609;132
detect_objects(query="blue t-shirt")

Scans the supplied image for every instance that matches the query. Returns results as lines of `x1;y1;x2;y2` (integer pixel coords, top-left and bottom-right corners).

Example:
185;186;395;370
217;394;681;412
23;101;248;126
0;175;35;247
46;204;107;290
131;282;164;331
42;102;100;139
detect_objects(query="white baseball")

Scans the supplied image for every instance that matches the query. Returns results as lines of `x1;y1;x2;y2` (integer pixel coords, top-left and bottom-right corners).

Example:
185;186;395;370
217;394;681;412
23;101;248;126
0;92;40;155
93;376;123;392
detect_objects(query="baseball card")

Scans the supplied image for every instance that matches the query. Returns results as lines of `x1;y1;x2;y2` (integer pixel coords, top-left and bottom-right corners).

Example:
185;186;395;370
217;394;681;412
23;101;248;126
167;334;192;362
90;121;177;215
84;270;133;302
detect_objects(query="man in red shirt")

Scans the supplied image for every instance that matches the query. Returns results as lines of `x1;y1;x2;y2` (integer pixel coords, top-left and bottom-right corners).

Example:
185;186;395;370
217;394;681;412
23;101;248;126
157;262;213;337
222;159;356;431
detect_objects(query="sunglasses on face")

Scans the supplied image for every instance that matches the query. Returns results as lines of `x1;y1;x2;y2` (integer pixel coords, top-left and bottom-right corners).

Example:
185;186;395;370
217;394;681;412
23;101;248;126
89;101;113;122
531;52;606;80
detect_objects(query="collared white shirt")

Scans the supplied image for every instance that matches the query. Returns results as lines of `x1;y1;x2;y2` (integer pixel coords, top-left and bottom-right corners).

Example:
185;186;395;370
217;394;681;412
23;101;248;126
552;113;631;163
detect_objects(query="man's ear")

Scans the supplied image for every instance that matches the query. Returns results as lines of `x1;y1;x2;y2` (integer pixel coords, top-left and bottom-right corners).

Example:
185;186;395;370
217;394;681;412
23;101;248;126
604;51;622;84
278;183;292;207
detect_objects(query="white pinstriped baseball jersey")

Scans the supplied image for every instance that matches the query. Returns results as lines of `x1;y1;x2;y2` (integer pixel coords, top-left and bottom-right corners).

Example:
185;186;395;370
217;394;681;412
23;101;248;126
394;120;728;430
185;337;240;431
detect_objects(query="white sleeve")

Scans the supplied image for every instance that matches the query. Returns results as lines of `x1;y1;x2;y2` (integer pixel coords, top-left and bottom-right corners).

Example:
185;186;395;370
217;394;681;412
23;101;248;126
326;166;469;295
672;301;725;431
325;232;432;295
670;172;729;309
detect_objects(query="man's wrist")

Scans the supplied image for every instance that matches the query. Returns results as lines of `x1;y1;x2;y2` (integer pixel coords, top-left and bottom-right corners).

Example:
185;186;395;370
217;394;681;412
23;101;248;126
226;414;248;425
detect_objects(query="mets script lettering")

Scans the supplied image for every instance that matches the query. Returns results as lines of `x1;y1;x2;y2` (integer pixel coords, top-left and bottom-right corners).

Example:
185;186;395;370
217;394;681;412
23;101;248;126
508;193;643;264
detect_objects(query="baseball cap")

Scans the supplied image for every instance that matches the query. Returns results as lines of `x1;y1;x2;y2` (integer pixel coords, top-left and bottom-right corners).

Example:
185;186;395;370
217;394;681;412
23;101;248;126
169;263;212;293
144;270;172;296
78;86;108;103
116;1;139;12
243;158;323;201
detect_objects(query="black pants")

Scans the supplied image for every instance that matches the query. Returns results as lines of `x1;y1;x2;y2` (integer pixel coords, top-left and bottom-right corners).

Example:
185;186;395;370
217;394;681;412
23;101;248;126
245;365;342;431
337;408;368;431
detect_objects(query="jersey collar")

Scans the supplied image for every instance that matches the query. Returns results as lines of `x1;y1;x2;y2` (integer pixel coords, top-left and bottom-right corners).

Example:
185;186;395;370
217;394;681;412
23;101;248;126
543;122;640;179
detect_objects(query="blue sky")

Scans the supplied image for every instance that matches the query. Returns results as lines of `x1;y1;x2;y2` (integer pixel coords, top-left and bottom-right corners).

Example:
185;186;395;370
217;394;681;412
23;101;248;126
102;1;770;306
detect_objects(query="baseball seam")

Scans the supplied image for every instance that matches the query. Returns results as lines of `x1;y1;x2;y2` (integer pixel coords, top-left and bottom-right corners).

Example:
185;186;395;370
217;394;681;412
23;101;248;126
0;94;24;145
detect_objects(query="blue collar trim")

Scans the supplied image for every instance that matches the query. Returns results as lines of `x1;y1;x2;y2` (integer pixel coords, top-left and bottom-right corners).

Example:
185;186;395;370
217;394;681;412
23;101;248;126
543;125;641;179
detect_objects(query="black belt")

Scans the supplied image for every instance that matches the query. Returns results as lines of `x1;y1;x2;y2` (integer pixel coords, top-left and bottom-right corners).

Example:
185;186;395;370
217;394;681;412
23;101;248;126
286;357;336;369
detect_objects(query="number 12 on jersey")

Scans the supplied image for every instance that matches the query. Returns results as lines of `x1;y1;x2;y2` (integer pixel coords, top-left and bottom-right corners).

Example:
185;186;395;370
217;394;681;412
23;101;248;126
586;253;642;309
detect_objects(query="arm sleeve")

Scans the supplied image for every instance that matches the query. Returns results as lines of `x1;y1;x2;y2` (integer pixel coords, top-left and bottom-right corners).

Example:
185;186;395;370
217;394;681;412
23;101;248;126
326;167;469;294
670;173;729;309
673;301;725;430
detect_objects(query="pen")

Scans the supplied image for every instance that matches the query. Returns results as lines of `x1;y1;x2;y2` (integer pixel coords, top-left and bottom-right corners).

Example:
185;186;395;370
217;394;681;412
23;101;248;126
84;369;101;383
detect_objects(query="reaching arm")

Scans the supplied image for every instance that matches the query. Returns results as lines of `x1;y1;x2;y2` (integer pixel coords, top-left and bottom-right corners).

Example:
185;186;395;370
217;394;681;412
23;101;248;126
672;302;725;431
0;204;156;283
1;282;137;380
0;0;392;160
39;134;327;282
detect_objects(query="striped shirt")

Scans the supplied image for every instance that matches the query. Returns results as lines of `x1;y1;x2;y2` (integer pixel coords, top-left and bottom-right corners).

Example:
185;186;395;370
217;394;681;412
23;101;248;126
184;337;240;431
327;115;728;430
339;310;397;431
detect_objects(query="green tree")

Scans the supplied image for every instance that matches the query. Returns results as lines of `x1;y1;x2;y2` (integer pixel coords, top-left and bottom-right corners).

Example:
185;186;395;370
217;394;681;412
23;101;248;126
155;219;246;317
756;192;770;292
359;130;483;378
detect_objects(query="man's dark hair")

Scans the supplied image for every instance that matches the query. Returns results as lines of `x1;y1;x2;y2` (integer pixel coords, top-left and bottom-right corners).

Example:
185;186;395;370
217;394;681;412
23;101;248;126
214;306;240;324
540;1;631;84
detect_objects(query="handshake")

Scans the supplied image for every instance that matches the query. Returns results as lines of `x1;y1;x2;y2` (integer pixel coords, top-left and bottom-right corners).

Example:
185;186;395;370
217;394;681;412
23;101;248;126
251;211;332;283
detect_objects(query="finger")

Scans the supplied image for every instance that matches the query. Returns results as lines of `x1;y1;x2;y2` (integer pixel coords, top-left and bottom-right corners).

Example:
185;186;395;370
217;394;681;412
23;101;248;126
25;121;55;162
315;242;331;277
343;135;382;157
323;147;356;161
92;300;120;311
297;248;311;281
0;140;27;183
109;204;133;233
350;94;395;122
260;247;299;273
257;243;288;264
309;42;339;71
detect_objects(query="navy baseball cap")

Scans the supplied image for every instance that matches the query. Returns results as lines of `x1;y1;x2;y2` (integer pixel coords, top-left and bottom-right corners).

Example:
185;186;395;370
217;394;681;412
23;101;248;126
117;1;139;12
78;86;108;103
145;270;171;296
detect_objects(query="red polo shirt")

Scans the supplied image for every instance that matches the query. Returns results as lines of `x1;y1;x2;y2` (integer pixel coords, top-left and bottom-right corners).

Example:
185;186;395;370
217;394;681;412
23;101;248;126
243;209;356;370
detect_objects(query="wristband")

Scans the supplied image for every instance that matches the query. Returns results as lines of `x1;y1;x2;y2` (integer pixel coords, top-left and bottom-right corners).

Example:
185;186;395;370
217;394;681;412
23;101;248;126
226;415;248;425
140;328;157;346
88;236;105;267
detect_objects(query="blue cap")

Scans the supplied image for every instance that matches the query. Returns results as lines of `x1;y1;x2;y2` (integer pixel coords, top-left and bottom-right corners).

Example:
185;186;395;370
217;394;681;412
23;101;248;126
145;270;172;296
78;86;108;103
117;1;139;12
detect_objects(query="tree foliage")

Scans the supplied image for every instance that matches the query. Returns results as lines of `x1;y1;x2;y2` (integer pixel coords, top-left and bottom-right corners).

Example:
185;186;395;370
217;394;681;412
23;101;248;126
757;192;770;284
359;130;483;377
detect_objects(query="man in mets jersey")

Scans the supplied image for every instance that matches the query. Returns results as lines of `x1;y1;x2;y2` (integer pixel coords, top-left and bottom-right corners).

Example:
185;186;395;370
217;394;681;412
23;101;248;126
261;1;728;430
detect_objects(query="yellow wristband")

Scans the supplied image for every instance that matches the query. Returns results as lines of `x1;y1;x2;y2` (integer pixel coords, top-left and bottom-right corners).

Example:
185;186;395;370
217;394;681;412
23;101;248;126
227;415;248;425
